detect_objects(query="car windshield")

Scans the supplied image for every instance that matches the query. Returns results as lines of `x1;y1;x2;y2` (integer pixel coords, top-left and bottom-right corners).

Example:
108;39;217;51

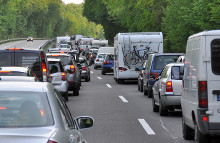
98;54;106;58
0;91;53;127
153;55;179;70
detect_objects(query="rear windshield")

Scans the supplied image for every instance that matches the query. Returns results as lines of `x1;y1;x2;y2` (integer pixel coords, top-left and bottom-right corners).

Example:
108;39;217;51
153;55;179;70
59;45;71;48
211;39;220;75
0;71;27;76
0;53;13;66
98;54;106;58
106;55;114;60
16;53;40;70
48;62;64;73
0;91;53;127
47;56;72;66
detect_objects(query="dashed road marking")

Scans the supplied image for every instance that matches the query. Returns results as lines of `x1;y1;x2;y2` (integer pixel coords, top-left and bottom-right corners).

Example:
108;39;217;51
106;84;112;88
119;96;128;103
138;119;156;135
97;77;102;79
90;71;94;74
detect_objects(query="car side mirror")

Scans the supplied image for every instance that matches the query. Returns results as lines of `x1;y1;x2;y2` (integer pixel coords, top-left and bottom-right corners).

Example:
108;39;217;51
75;116;94;130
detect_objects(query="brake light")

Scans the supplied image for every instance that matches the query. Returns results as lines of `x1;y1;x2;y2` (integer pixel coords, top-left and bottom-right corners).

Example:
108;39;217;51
61;72;66;81
42;62;47;72
198;81;208;108
70;65;76;74
91;55;93;59
119;67;127;71
60;51;65;53
203;116;208;121
82;67;87;71
51;55;60;57
47;141;57;143
166;81;173;92
96;59;99;62
104;61;109;64
41;53;45;60
0;107;7;110
7;48;21;50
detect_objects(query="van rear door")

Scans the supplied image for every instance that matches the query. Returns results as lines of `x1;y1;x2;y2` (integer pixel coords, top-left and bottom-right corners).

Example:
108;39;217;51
206;37;220;124
0;51;14;66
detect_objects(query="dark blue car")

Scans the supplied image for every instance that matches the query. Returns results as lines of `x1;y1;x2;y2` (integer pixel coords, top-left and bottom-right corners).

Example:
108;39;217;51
101;54;114;75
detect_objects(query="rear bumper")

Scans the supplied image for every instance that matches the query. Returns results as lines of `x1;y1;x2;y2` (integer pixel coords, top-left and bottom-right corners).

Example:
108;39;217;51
94;62;103;67
81;72;89;79
161;95;181;107
53;81;68;93
103;67;113;73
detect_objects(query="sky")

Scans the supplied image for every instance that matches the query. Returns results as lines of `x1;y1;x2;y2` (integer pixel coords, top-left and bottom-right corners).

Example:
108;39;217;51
62;0;84;4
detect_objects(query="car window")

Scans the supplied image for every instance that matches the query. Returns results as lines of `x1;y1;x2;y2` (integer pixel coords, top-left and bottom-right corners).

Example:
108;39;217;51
48;62;63;73
171;66;181;80
54;90;75;128
211;39;220;75
98;54;106;58
47;56;72;66
153;55;179;70
0;91;53;127
106;55;114;60
0;53;13;66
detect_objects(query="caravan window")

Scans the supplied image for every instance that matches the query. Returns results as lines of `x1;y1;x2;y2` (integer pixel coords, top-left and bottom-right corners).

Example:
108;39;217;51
211;39;220;75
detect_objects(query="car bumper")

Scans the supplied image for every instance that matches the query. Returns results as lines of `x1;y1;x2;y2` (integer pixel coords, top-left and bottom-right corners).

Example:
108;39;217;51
103;67;113;73
81;71;89;79
161;95;181;107
53;81;68;93
94;62;103;67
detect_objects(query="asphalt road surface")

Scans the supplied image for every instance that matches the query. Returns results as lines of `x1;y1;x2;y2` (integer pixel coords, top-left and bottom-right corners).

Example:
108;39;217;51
67;65;194;143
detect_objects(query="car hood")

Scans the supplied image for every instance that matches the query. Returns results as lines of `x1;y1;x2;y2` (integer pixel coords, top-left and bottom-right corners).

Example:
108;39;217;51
0;127;56;143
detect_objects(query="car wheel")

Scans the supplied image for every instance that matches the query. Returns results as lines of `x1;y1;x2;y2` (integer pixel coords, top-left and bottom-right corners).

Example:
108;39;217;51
148;86;153;98
144;85;148;95
85;75;89;82
140;81;143;92
138;84;140;91
73;88;79;96
94;66;97;69
159;99;168;116
117;79;123;84
101;69;105;75
195;124;209;143
152;96;159;112
182;118;194;140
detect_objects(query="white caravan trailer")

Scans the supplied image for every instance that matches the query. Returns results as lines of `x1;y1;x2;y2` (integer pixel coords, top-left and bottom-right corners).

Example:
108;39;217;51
114;32;163;83
57;36;71;47
92;39;108;48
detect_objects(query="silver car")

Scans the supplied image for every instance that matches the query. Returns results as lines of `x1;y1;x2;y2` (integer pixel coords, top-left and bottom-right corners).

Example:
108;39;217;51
152;63;184;116
48;58;69;101
0;82;93;143
94;53;106;69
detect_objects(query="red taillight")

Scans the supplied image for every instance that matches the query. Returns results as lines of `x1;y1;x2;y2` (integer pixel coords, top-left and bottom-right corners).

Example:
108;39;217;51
166;81;173;92
82;67;87;71
203;116;208;121
47;141;57;143
51;55;60;57
0;107;7;110
91;55;93;59
70;65;76;74
119;67;127;71
198;81;208;108
41;53;45;60
60;51;65;53
0;71;11;73
61;72;66;81
104;61;109;64
141;71;144;77
42;62;47;72
96;59;99;62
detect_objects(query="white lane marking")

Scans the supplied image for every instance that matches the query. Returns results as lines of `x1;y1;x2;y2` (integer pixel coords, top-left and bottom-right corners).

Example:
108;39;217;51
106;84;112;88
138;119;156;135
119;96;128;103
97;76;102;79
160;117;178;142
90;71;94;74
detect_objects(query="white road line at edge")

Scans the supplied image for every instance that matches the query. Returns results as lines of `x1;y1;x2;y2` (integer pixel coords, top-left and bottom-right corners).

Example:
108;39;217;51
106;84;112;88
138;119;156;135
119;96;128;103
90;71;94;74
97;77;102;79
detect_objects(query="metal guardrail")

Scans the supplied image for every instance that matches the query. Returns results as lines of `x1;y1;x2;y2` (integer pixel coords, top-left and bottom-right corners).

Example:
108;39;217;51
40;38;56;50
0;38;46;44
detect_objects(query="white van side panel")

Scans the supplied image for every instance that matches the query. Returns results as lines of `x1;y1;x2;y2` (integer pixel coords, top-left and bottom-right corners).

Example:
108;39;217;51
206;36;220;123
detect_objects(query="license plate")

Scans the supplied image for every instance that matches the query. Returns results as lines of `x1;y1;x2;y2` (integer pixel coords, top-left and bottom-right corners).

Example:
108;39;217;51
217;95;220;101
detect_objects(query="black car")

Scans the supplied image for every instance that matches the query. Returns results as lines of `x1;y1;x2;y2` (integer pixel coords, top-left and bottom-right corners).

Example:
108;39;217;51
0;48;50;81
27;37;33;42
78;58;90;82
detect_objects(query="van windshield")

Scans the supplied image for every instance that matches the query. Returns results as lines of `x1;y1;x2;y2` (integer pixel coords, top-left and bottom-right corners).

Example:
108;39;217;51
153;55;179;70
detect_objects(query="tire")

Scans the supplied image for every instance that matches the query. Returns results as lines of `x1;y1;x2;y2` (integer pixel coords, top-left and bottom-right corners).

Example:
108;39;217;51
148;86;153;98
73;88;79;96
152;96;159;112
138;84;140;91
94;66;97;69
182;118;194;140
88;74;90;81
117;79;123;84
195;125;209;143
159;99;168;116
140;81;143;92
101;69;105;75
85;75;89;82
144;85;148;95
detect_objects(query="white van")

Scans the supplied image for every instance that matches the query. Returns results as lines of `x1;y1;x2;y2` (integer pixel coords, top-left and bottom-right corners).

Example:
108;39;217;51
114;32;163;83
98;47;114;55
92;39;108;47
181;30;220;142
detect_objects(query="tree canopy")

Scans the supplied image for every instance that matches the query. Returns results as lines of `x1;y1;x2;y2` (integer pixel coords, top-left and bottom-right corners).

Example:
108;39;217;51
0;0;104;40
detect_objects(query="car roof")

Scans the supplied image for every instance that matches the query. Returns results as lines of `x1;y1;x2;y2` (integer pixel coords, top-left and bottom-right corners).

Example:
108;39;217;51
46;53;70;56
150;53;184;56
0;48;43;52
0;67;29;73
189;30;220;39
0;82;49;92
0;76;37;82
